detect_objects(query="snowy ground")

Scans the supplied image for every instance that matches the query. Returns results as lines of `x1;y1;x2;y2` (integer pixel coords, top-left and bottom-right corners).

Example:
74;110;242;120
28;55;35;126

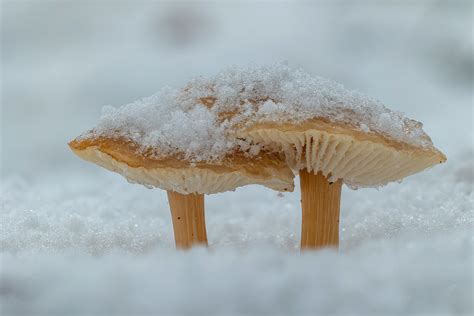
1;1;473;315
1;160;473;315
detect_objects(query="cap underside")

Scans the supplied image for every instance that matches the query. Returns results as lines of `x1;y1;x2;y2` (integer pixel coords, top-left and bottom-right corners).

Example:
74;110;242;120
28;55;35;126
243;126;445;188
69;137;295;194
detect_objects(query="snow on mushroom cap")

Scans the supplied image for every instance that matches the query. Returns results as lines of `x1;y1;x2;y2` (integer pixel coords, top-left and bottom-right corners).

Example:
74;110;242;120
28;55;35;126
91;90;235;162
89;63;435;163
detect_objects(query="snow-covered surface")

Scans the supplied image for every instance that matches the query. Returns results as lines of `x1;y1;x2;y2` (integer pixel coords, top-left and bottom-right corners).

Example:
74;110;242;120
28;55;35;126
90;63;434;164
1;2;473;316
1;161;472;315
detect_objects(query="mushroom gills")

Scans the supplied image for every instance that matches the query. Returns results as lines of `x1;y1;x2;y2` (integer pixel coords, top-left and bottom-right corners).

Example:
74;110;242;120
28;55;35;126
246;129;439;187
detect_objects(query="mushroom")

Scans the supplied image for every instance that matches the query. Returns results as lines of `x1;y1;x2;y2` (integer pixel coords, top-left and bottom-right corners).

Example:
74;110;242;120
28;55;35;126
70;63;446;251
175;63;447;250
69;100;294;249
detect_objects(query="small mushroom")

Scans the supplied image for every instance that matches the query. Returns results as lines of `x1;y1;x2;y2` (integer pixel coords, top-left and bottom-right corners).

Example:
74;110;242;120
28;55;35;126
69;135;294;249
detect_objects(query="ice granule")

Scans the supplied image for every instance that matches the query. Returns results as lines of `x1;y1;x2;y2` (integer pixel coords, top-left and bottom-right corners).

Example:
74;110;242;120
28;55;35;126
360;124;370;133
89;63;434;163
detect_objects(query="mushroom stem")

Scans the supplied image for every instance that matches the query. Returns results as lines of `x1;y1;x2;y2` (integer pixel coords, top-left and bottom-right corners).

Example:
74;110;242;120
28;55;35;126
299;169;342;250
167;191;208;249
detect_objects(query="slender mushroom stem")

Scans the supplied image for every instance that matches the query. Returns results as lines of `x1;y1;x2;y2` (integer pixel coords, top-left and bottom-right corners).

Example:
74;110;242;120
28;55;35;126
167;191;208;249
299;169;342;250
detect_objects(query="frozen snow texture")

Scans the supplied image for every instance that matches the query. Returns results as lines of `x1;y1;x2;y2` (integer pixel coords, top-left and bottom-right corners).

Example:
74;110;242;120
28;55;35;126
92;93;234;162
0;159;473;315
90;63;434;163
1;232;473;315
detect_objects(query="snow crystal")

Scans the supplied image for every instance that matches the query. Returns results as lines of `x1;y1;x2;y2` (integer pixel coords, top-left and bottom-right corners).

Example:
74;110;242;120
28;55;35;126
360;123;370;133
89;63;434;163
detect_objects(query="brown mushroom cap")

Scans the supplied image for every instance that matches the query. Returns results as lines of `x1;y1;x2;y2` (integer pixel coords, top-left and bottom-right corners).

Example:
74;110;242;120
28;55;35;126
69;136;295;194
72;64;445;190
240;118;446;188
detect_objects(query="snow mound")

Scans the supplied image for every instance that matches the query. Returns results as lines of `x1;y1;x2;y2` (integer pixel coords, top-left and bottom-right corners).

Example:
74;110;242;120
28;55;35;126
90;63;434;163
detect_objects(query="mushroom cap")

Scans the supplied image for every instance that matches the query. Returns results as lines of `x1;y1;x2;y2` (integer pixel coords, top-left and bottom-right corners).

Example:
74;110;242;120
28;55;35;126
240;119;446;188
69;136;295;195
75;63;445;189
